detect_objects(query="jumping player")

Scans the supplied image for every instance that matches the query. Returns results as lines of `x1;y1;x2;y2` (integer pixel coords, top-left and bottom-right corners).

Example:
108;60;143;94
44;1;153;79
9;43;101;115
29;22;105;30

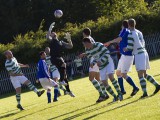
46;23;75;97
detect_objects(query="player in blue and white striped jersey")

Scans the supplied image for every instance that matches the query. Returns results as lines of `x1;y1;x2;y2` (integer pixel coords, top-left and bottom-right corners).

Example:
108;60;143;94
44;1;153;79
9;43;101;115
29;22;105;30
37;51;59;103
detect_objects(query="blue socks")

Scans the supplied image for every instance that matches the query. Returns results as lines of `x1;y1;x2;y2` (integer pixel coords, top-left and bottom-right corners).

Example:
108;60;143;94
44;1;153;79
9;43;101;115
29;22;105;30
47;88;59;103
126;76;137;89
47;91;51;103
54;88;59;101
118;77;125;92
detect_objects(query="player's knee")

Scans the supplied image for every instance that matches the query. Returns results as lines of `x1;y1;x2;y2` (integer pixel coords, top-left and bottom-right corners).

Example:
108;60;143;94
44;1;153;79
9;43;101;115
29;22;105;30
47;89;51;92
121;73;127;79
101;80;108;86
108;73;114;80
116;70;122;78
24;80;30;85
16;87;21;94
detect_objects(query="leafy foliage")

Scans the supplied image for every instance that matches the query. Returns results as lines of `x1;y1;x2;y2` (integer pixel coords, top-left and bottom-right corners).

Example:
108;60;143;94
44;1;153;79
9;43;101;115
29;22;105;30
0;0;160;68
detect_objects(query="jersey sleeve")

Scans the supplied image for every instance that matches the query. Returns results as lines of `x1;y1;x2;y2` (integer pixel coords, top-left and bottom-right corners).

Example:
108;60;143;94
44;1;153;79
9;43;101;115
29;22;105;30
126;34;134;51
119;29;126;37
40;60;50;79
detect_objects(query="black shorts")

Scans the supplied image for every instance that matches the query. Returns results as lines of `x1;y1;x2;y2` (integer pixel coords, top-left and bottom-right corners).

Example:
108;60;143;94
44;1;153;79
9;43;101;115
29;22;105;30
51;57;65;68
77;66;83;71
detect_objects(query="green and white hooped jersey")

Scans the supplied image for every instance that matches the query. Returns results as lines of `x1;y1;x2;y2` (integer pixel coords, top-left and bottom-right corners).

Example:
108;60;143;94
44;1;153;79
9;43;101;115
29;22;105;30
85;42;110;70
5;57;23;74
45;55;58;72
127;29;146;55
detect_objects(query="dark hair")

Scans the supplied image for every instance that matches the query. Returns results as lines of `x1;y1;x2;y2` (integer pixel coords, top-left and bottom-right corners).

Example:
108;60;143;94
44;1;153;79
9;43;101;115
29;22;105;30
39;51;45;56
128;18;136;27
83;28;91;36
122;20;128;28
82;37;91;43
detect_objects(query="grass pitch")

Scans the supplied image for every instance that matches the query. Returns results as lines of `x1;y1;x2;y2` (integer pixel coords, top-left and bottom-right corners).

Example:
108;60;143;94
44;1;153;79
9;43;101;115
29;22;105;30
0;59;160;120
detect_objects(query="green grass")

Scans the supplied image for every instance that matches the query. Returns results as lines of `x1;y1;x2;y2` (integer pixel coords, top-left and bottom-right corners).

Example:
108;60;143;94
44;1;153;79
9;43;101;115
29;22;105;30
0;59;160;120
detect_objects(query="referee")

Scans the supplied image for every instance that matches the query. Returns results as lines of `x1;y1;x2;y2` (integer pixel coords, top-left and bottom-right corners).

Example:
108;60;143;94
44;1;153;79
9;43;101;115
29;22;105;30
46;23;75;97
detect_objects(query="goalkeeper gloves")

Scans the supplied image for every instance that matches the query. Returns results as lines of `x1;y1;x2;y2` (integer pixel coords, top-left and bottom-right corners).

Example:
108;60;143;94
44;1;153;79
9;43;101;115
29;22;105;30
49;22;55;33
64;32;71;42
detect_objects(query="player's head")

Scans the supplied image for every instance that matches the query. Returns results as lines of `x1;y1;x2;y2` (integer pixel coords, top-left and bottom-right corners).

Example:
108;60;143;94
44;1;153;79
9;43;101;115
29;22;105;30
122;20;128;28
4;50;13;59
50;32;57;39
82;37;92;49
39;51;46;59
45;47;50;55
128;18;136;29
82;28;91;37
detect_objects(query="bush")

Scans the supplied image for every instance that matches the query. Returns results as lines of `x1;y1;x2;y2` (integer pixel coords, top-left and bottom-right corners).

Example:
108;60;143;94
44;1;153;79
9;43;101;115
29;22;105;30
0;0;160;68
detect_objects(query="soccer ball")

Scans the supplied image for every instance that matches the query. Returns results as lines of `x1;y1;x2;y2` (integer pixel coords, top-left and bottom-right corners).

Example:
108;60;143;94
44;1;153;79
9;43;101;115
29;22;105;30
54;10;63;18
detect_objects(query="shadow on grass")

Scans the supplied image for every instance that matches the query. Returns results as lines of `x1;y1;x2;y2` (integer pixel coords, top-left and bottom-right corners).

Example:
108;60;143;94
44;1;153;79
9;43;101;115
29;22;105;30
63;96;153;120
0;76;88;99
14;100;74;120
0;85;42;99
47;103;97;120
0;111;20;119
154;74;160;77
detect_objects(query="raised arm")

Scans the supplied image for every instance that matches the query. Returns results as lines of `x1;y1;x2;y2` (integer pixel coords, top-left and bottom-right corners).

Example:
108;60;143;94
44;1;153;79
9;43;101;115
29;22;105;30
46;22;55;41
62;32;73;49
18;63;29;68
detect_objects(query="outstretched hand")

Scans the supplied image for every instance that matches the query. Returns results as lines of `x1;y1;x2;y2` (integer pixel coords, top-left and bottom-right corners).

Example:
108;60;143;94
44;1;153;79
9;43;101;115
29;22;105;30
64;32;71;42
49;22;55;32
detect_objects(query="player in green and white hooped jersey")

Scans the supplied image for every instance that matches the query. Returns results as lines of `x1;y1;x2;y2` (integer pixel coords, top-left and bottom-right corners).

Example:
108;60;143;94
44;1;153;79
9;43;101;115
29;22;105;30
4;50;45;111
45;47;67;98
82;38;123;102
123;19;160;98
80;28;109;102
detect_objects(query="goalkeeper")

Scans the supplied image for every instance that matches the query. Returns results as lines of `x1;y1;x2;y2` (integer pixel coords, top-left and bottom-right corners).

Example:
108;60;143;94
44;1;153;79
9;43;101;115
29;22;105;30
46;22;75;97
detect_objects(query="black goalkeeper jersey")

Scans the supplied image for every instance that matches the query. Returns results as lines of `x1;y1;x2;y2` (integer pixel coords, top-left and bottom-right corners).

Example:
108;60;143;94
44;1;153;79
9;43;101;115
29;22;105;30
49;38;65;58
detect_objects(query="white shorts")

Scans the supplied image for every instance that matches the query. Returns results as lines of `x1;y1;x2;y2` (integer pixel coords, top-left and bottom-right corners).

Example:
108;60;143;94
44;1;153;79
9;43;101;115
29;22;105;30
135;52;150;71
100;57;115;80
51;69;60;79
10;75;28;89
117;55;134;73
89;63;99;72
39;78;58;90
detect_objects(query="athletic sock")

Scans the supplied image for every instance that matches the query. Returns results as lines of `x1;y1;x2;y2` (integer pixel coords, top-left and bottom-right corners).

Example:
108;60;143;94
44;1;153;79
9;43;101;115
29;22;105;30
59;84;66;92
47;91;51;103
54;88;59;101
118;77;125;92
100;82;108;96
106;85;116;97
64;79;71;92
91;79;104;96
27;82;38;93
139;77;147;94
126;76;137;89
111;79;121;94
145;74;159;87
16;94;21;104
